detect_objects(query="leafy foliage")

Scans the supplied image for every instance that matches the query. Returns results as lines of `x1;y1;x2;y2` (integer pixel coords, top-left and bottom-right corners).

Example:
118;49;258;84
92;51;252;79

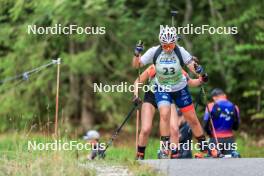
0;0;263;133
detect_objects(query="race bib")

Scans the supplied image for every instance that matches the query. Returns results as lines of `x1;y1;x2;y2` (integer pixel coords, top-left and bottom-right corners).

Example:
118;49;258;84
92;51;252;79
155;51;183;86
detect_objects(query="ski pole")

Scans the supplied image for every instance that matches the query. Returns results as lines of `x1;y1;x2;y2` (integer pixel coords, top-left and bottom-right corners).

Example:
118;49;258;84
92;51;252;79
134;40;144;155
99;103;140;158
194;63;221;156
171;10;181;41
200;85;219;145
171;10;178;27
194;87;203;110
136;69;140;154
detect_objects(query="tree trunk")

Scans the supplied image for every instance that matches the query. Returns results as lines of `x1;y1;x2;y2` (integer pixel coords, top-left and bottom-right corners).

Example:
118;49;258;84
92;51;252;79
208;0;227;86
182;0;193;52
80;75;95;130
67;40;81;124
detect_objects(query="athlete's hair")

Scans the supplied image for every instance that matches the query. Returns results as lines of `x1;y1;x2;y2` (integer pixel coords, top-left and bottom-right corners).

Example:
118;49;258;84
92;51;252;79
211;88;225;97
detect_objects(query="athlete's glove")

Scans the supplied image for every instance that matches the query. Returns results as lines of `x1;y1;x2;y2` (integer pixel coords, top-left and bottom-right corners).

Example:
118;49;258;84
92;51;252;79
132;95;142;106
195;64;204;74
199;73;209;83
134;41;144;57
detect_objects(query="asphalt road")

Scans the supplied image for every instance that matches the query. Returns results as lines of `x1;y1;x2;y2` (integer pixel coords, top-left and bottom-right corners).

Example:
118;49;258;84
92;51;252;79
140;158;264;176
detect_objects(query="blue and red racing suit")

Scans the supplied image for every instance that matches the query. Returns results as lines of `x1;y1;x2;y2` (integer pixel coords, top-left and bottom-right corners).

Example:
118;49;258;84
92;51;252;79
203;97;240;138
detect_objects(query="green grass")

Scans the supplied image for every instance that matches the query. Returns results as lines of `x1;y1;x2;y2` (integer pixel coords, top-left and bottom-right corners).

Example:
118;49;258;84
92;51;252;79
236;137;264;157
102;138;161;161
0;133;158;176
0;133;263;176
0;134;94;176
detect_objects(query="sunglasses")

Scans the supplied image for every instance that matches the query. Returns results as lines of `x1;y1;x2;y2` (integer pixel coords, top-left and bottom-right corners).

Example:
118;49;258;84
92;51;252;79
161;43;175;52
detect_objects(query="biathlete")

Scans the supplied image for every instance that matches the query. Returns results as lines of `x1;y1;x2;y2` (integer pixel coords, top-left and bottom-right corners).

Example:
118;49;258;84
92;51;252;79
203;88;241;157
133;63;206;159
132;25;217;158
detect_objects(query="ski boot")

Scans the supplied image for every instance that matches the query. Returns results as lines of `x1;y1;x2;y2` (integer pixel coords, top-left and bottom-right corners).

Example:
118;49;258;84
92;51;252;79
136;152;145;160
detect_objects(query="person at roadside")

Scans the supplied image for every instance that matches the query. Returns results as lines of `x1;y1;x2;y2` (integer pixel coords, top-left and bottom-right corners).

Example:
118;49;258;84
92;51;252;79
83;130;104;160
203;88;240;156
